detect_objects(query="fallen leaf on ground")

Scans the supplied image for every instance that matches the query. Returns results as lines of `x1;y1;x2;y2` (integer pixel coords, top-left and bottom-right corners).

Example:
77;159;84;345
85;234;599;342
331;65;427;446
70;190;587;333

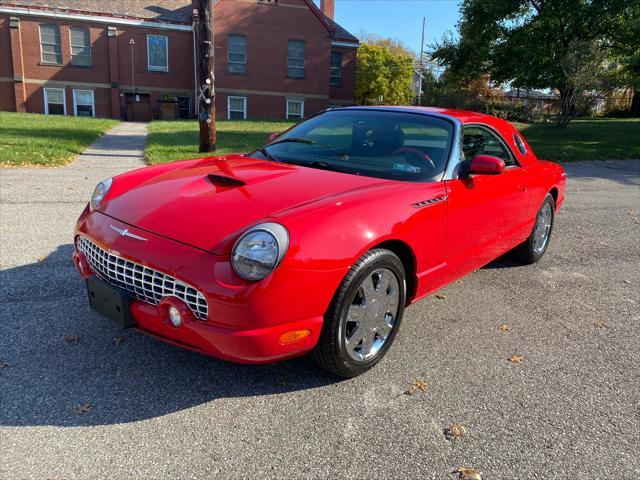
594;321;609;329
73;402;91;414
405;379;428;395
456;466;482;480
63;335;80;343
498;324;510;332
435;294;447;300
508;355;525;364
112;336;124;346
444;423;467;440
0;362;10;369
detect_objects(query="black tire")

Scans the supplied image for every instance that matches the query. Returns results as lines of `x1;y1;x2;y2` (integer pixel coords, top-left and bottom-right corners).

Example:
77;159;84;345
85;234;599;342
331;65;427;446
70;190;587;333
311;248;406;378
514;193;555;264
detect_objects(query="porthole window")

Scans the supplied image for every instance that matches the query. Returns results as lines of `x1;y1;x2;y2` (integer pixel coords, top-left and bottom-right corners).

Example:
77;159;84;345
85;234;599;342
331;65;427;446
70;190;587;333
514;134;527;156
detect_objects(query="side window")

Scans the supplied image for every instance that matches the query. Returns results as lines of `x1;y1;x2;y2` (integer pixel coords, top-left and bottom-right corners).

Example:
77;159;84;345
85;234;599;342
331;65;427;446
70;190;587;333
70;27;91;66
462;126;517;167
147;34;168;72
287;40;305;78
39;24;62;64
228;34;247;74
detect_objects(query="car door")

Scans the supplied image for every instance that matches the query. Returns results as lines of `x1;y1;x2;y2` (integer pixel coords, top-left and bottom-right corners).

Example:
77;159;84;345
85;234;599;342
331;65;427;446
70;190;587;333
442;124;530;280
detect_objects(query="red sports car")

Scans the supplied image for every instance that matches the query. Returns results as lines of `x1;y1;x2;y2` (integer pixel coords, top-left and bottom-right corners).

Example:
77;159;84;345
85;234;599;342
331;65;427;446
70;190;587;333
73;107;565;377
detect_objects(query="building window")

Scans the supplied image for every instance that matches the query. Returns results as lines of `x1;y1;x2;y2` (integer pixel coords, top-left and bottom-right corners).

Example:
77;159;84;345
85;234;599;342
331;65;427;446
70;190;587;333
228;96;247;120
44;88;65;115
286;99;304;119
147;35;168;72
73;90;95;117
287;40;305;78
330;51;342;86
39;24;62;64
70;27;91;66
228;34;247;74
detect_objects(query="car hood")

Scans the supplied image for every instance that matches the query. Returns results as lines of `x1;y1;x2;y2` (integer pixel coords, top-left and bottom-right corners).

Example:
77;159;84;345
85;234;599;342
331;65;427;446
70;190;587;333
100;155;387;253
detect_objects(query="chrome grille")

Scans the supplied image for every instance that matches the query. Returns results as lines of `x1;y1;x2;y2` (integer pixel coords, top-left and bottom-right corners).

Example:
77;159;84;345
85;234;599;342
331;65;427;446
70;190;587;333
76;236;208;321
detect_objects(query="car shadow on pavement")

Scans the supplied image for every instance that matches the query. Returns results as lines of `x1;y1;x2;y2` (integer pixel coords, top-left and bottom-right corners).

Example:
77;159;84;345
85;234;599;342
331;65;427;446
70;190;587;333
0;245;339;428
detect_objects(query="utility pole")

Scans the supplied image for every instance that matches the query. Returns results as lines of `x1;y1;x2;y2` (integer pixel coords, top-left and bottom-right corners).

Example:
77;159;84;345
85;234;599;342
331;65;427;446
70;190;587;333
194;0;216;152
417;17;425;106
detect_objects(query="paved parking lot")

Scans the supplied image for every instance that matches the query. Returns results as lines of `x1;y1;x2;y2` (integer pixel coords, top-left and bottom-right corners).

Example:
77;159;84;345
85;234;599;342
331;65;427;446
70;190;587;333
1;135;639;479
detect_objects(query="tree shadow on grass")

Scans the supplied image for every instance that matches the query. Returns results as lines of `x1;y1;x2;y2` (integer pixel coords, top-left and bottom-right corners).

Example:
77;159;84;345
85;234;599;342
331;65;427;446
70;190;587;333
0;245;339;428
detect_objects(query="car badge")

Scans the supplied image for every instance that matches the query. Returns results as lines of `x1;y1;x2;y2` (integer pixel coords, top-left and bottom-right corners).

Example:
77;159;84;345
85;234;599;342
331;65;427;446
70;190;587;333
110;225;148;241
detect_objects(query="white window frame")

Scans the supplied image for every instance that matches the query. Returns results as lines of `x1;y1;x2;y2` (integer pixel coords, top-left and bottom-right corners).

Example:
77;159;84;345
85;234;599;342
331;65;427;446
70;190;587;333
227;96;247;120
39;24;62;65
147;34;169;72
43;87;66;115
286;99;304;120
69;26;92;67
73;89;95;117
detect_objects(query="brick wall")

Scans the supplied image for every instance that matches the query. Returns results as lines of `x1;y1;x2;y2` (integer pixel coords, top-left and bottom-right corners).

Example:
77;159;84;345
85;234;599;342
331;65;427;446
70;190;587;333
0;15;16;111
0;0;357;120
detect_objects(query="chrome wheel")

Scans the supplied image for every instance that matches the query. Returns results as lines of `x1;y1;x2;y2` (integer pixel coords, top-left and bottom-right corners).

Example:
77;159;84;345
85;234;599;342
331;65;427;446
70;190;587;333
344;268;400;362
533;203;553;254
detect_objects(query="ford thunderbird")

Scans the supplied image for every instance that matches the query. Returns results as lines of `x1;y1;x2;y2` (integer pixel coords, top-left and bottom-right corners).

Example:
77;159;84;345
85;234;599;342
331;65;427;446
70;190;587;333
73;107;565;377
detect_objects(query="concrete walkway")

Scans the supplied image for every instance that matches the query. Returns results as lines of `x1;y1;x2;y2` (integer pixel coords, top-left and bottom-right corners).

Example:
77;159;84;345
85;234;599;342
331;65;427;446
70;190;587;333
0;122;148;269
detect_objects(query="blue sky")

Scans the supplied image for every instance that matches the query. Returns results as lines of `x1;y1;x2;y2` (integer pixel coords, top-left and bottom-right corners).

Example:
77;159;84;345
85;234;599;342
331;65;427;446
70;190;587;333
318;0;462;54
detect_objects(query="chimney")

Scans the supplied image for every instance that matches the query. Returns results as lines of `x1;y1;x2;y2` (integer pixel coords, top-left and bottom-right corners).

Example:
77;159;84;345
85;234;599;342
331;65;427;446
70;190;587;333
320;0;334;20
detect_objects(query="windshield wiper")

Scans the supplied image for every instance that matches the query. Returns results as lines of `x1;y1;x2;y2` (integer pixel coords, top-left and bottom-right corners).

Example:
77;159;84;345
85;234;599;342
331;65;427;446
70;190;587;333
266;137;349;159
285;159;348;174
255;147;278;162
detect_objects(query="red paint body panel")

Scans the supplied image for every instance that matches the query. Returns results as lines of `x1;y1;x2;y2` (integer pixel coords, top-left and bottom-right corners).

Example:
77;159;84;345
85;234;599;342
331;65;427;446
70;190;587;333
74;108;566;363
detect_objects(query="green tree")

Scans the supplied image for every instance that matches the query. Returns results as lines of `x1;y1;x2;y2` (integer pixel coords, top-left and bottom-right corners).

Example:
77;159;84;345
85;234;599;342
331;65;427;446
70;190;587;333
355;43;414;105
431;0;636;126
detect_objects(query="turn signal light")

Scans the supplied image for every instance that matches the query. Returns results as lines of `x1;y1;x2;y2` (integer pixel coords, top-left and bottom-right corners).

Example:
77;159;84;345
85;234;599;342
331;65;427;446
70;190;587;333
279;329;312;345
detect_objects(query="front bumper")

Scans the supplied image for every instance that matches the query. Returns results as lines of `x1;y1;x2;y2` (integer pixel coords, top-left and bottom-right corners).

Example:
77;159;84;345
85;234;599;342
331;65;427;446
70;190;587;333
74;209;346;363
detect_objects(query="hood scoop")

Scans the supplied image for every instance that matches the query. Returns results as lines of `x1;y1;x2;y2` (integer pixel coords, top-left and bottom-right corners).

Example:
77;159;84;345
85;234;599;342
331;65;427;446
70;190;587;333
206;173;246;187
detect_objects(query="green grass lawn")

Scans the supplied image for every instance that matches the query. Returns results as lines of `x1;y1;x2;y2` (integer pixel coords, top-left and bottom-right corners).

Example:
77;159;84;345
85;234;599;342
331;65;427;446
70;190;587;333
0;112;119;167
145;119;295;165
515;118;640;162
145;117;640;166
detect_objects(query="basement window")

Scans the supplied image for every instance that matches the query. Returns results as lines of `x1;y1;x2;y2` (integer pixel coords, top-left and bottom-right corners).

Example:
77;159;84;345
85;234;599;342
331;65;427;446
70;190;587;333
287;40;305;78
286;99;304;120
70;27;91;66
147;35;168;72
44;88;66;115
39;24;62;64
228;34;247;74
228;96;247;120
73;90;95;117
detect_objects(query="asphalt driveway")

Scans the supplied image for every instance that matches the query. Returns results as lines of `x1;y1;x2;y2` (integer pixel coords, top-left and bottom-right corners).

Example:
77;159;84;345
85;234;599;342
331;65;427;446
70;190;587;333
1;135;639;479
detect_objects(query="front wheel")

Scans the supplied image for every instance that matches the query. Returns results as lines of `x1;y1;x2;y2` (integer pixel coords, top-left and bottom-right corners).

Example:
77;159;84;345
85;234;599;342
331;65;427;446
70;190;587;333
515;193;555;264
311;248;406;378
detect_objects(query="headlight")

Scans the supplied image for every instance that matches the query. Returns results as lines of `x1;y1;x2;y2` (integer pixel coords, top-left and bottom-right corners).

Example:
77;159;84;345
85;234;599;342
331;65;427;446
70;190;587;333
90;178;113;210
232;222;289;281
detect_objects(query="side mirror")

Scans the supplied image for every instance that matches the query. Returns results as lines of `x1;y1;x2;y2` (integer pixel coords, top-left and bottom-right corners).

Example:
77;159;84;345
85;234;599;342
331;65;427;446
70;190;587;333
267;132;281;143
469;155;506;175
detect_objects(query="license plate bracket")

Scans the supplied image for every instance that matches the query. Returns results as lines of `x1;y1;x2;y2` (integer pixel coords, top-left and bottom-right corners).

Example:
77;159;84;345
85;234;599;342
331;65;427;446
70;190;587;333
86;275;136;329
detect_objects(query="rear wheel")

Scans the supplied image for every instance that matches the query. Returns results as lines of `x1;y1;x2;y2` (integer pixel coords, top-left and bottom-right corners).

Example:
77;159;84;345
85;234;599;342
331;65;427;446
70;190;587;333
311;248;406;378
515;193;555;264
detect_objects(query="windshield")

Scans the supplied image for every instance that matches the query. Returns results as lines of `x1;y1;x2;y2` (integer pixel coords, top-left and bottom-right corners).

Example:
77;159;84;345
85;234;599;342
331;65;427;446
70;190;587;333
250;109;454;182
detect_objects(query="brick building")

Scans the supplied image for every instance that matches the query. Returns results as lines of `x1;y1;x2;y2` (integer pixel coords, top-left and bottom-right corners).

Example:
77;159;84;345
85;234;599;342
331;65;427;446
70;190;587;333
0;0;358;121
